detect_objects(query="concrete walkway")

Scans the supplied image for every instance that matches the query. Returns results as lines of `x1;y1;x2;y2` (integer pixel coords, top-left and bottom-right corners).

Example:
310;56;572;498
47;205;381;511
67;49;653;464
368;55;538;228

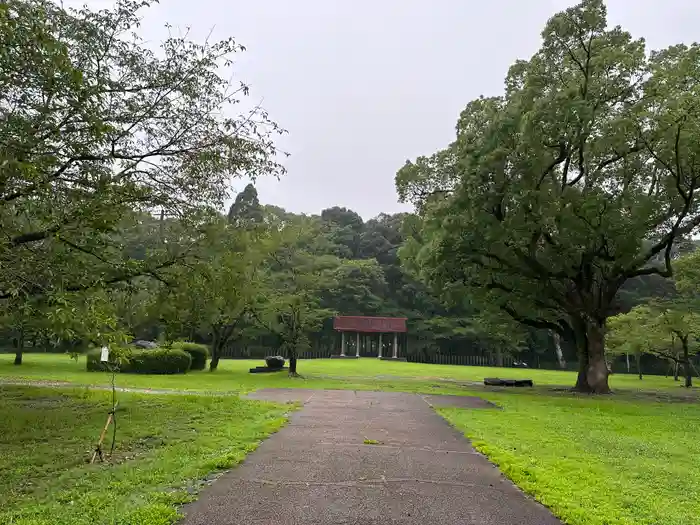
181;389;561;525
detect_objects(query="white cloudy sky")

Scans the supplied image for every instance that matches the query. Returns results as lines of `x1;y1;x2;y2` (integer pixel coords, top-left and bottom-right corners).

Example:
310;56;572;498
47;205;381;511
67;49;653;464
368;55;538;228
74;0;700;218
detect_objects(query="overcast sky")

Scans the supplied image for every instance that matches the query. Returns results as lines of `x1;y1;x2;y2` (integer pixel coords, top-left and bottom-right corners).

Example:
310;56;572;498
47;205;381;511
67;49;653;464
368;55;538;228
80;0;700;219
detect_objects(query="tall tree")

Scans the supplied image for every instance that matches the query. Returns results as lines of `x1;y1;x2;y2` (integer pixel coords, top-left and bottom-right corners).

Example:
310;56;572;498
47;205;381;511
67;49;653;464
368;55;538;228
321;207;364;258
260;220;337;375
396;0;700;393
0;0;282;313
319;259;388;316
228;184;264;226
159;219;267;371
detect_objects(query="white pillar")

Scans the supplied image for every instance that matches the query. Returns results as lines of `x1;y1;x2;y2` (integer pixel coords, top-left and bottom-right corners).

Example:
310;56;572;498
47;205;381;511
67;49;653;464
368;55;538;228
356;332;361;357
378;333;383;358
341;332;346;356
392;333;398;359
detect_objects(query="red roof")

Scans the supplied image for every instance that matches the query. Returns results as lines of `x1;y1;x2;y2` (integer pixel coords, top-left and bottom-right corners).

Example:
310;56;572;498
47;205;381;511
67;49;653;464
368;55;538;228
333;316;407;333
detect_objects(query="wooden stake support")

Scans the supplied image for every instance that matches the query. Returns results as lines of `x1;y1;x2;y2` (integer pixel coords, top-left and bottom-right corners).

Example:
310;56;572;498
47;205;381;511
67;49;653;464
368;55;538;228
90;402;118;464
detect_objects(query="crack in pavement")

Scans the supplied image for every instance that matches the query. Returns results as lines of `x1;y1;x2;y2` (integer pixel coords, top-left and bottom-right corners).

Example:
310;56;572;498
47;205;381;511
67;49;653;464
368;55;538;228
314;442;480;454
241;477;516;493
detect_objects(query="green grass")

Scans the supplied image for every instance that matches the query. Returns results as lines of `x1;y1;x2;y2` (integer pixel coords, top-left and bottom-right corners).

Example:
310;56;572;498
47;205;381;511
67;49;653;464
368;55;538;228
1;353;693;395
440;392;700;525
3;353;699;525
0;385;290;525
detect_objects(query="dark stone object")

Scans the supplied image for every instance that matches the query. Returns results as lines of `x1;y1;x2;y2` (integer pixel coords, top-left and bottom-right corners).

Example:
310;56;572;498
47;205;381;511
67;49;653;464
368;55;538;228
249;366;289;374
484;378;534;387
131;340;158;349
265;355;286;369
379;357;408;362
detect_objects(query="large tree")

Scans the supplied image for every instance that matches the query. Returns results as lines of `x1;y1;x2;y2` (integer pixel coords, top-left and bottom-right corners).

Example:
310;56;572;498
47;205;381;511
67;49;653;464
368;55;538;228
396;0;700;392
260;219;337;375
159;219;267;371
0;0;282;312
228;183;264;227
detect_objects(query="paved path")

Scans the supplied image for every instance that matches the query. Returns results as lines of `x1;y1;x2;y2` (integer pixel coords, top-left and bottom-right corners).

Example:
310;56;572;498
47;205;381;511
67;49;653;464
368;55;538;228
181;389;561;525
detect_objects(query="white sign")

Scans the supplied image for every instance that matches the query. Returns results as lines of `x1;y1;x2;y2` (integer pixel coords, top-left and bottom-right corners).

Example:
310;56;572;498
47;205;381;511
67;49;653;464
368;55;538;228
100;346;110;362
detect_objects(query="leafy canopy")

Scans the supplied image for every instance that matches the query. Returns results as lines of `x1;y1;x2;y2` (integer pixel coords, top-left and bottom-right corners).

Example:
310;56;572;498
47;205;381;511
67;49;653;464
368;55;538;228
396;0;700;391
0;0;283;305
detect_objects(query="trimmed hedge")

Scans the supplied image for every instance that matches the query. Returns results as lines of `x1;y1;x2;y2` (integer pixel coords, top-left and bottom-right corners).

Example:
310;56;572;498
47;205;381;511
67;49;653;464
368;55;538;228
171;342;210;371
86;346;133;372
86;346;192;374
131;347;192;374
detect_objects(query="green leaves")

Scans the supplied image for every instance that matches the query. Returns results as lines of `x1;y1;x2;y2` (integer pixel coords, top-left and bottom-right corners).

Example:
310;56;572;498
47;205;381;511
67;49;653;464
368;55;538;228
158;218;267;345
395;0;700;391
398;0;700;332
608;249;700;379
0;0;283;324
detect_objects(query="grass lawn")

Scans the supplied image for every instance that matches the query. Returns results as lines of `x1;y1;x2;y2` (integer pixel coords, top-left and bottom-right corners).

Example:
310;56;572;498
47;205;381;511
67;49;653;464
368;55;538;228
0;385;290;525
441;391;700;525
2;353;699;525
0;353;693;395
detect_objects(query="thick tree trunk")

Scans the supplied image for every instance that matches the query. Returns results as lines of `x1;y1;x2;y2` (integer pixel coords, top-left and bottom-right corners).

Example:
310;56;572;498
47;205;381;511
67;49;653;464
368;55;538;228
209;332;221;372
12;333;24;365
586;320;610;393
575;356;589;391
573;318;610;393
289;352;298;376
681;337;692;388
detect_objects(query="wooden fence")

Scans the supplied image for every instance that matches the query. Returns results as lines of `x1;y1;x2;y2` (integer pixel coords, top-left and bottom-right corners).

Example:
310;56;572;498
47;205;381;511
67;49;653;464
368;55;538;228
220;345;514;368
406;353;514;367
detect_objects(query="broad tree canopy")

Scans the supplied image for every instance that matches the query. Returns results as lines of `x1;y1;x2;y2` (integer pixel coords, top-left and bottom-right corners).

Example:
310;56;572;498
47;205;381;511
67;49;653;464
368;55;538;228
396;0;700;392
0;0;283;305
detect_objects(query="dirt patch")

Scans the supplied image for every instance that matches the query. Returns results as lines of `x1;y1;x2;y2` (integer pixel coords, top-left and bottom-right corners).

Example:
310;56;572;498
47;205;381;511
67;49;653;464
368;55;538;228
420;394;498;409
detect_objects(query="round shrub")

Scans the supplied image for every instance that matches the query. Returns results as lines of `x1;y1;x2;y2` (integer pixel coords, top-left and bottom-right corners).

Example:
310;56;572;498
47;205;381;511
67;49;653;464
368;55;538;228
265;355;285;369
86;346;191;374
86;346;133;372
129;348;192;374
171;342;210;371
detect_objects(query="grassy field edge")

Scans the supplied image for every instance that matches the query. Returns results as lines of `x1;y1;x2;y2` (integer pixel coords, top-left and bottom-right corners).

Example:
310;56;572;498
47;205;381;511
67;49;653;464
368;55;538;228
438;394;700;525
0;386;295;525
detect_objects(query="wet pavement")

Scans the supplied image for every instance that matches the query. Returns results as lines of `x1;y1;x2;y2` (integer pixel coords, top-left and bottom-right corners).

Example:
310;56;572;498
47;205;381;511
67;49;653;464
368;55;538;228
180;389;561;525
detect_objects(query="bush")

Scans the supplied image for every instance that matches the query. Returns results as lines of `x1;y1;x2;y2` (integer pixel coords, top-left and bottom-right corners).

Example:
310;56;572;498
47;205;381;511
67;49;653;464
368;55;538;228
171;342;210;371
86;346;192;374
86;346;133;372
129;347;192;374
265;355;285;369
